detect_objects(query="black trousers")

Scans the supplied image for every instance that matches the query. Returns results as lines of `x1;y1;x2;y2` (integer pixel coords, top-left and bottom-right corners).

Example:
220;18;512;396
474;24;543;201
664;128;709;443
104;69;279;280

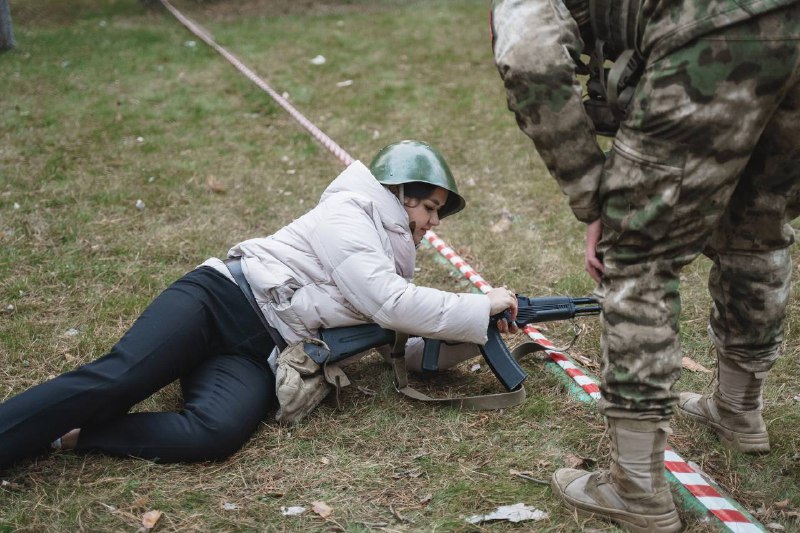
0;267;276;466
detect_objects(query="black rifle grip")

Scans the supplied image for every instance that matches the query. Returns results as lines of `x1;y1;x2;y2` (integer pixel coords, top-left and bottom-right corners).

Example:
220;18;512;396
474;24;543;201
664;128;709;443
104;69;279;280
421;338;442;372
479;325;528;391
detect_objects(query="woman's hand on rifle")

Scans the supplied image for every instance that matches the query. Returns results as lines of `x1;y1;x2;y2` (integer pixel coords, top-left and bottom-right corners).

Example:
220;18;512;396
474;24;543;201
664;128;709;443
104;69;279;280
488;287;518;333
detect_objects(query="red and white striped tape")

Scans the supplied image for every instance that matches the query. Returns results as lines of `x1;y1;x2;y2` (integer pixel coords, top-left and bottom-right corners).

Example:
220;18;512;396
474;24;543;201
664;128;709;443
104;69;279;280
665;448;763;532
159;0;355;168
159;3;765;530
424;231;602;400
425;230;761;530
426;231;761;531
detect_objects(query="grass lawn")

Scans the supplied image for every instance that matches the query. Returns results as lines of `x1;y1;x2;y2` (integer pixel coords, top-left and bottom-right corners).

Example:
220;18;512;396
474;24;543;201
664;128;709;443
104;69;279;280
1;1;799;531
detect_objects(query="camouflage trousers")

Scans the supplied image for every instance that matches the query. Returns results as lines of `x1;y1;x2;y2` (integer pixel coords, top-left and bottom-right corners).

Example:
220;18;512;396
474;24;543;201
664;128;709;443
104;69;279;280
596;4;800;421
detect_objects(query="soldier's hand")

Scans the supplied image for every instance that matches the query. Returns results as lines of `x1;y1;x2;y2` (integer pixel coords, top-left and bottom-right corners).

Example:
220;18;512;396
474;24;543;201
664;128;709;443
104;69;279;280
585;219;604;283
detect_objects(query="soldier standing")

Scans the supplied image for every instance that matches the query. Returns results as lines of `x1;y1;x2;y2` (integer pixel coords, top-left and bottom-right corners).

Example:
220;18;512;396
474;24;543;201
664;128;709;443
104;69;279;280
492;1;800;531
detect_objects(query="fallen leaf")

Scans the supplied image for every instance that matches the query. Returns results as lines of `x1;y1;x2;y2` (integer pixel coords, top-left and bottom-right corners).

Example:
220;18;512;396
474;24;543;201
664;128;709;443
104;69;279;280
357;386;376;396
572;353;599;369
206;175;227;194
392;468;422;479
131;495;149;508
222;502;240;511
564;454;595;469
490;210;514;234
766;523;785;531
419;493;433;505
311;501;332;518
320;456;331;465
682;357;711;373
142;510;162;529
775;499;790;509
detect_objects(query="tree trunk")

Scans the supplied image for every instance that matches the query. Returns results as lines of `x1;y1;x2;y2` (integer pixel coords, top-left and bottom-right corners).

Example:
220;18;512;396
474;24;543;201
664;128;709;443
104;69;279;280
0;0;15;51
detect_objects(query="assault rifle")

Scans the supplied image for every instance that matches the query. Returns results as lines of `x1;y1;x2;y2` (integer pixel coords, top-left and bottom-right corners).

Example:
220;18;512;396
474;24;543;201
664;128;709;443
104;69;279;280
303;295;601;392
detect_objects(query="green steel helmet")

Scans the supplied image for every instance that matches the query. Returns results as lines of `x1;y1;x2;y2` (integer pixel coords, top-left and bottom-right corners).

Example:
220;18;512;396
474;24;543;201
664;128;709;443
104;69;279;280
369;140;466;218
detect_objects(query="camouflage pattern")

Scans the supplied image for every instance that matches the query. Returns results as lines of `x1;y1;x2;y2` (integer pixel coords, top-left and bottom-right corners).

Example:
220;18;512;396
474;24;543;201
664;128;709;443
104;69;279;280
493;0;800;420
492;0;605;223
598;6;800;419
491;0;799;223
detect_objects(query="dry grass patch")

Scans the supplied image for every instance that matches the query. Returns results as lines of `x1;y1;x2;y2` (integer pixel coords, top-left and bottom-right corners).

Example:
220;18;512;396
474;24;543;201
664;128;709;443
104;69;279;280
2;0;799;531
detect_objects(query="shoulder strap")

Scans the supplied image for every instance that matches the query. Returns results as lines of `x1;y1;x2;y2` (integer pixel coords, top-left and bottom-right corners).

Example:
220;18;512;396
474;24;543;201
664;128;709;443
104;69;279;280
390;334;540;410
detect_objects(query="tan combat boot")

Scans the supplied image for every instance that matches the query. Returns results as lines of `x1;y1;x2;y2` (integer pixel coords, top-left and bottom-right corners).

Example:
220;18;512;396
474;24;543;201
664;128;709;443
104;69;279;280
677;357;769;453
551;418;682;533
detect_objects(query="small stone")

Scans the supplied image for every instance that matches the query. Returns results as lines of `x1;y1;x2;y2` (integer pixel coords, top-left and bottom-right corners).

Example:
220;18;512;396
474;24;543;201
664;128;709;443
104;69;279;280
65;328;79;337
135;199;145;210
310;55;326;65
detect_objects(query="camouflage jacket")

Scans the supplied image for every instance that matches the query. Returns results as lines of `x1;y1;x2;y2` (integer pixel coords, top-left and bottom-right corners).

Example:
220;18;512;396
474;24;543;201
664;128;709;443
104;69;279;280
492;0;798;223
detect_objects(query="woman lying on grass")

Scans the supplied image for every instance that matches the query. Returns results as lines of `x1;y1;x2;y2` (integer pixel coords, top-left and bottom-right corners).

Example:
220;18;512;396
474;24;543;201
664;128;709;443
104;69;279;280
0;140;517;468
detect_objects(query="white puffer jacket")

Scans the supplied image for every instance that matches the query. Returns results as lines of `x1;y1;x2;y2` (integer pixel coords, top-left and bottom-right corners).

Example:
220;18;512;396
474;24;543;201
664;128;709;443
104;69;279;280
202;161;490;346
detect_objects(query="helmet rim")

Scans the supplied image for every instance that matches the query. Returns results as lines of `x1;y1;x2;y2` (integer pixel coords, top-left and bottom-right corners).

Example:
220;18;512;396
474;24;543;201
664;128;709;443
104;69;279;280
369;140;466;218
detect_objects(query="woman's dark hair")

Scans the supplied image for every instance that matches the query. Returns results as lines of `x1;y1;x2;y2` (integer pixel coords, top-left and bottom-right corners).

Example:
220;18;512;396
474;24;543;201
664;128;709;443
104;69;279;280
402;181;438;200
401;181;460;217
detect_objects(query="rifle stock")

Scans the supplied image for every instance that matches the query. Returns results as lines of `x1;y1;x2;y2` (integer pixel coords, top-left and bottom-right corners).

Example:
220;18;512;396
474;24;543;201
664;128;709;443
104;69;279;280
311;323;395;364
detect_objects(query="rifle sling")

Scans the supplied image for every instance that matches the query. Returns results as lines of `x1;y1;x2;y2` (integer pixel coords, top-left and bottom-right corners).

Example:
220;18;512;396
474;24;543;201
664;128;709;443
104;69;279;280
390;334;545;410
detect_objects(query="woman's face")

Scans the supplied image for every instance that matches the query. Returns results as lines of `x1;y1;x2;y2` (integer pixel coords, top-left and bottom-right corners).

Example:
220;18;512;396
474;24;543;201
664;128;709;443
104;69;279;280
403;186;449;245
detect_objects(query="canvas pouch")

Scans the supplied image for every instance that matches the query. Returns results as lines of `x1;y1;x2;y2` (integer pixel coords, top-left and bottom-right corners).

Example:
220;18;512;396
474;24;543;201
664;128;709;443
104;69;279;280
274;339;350;424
